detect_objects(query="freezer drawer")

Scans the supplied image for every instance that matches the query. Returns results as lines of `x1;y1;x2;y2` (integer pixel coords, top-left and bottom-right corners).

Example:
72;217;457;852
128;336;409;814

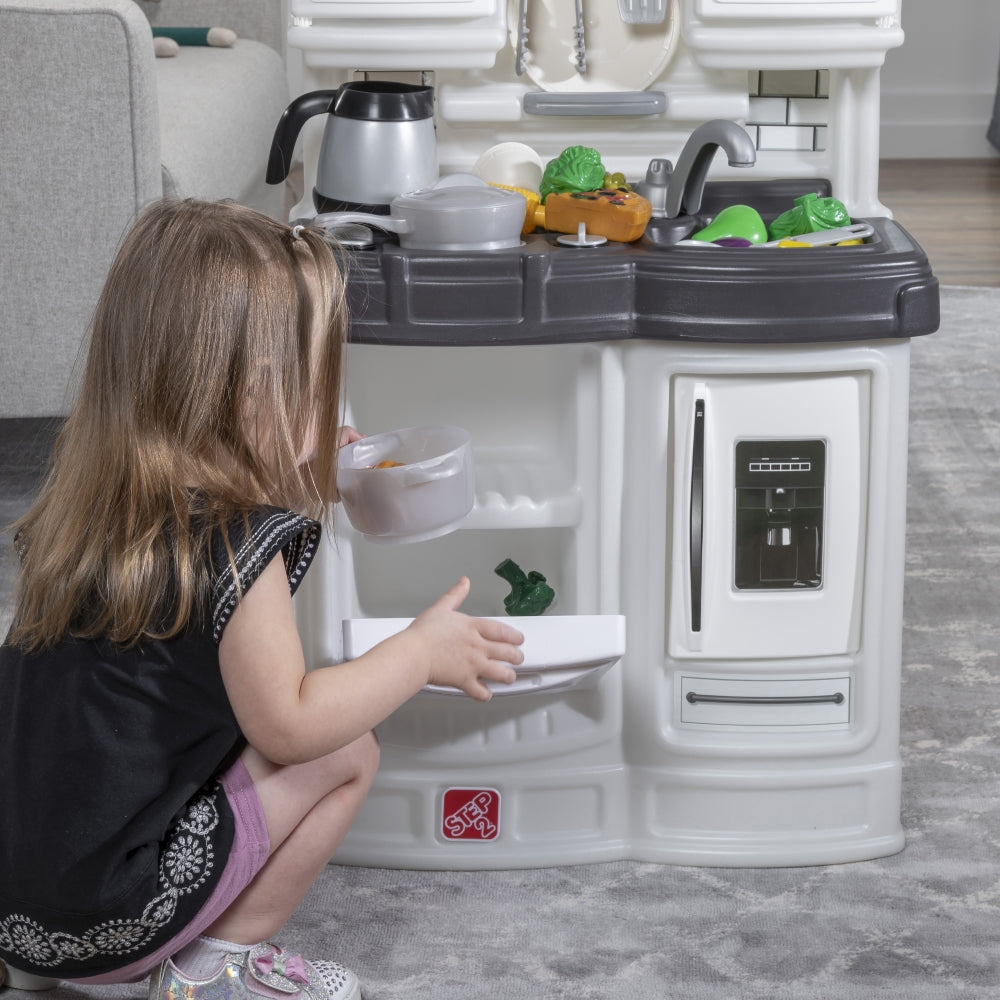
680;674;851;729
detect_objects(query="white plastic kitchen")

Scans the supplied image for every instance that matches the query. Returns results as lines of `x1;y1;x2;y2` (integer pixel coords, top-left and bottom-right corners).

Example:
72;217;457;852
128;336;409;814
279;0;940;869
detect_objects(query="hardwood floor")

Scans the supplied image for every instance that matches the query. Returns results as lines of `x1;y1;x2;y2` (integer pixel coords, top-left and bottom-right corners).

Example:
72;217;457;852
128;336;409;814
878;158;1000;287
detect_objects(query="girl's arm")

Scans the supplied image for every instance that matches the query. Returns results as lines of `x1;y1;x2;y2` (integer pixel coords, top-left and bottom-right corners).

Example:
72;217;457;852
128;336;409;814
218;554;524;765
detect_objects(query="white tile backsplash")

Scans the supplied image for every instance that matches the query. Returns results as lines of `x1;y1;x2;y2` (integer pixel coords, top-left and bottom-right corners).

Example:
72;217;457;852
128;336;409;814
747;70;829;153
758;69;821;98
748;97;788;126
788;98;830;126
757;125;817;151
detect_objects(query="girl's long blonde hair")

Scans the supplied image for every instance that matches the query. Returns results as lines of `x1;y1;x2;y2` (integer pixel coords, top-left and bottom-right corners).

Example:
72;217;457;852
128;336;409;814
9;199;349;652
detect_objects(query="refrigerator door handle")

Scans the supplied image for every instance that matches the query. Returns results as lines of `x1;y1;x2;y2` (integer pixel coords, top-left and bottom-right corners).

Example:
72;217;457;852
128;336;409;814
690;398;705;632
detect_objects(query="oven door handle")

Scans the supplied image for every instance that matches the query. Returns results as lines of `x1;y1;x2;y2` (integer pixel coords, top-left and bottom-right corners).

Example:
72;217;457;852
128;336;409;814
690;398;705;633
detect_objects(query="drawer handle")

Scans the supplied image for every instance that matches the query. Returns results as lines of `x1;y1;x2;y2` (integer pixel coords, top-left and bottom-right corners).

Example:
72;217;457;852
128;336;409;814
686;692;845;706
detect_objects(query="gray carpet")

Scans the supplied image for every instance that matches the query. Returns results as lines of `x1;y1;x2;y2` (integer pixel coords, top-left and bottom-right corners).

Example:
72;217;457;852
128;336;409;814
2;285;998;999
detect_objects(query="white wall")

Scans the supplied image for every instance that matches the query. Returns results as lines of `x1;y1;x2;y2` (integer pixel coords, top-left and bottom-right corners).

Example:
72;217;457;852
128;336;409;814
881;0;1000;157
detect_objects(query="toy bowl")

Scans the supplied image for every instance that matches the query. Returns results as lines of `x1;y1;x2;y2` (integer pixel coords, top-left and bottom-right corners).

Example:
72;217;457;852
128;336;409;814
337;426;475;543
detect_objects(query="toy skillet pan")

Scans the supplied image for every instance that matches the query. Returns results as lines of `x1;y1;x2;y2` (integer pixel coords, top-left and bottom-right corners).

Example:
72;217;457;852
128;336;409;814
761;222;875;247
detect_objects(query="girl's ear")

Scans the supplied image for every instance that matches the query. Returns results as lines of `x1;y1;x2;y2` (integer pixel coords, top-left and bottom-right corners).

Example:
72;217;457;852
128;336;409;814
243;359;277;412
247;361;271;394
240;362;274;449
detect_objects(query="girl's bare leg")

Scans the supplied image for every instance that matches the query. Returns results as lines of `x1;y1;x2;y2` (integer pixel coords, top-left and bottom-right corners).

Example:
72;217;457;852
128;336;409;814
204;733;379;944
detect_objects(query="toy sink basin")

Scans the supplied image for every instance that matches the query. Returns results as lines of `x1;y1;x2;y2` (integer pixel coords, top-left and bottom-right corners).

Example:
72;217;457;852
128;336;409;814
342;614;626;697
643;177;845;247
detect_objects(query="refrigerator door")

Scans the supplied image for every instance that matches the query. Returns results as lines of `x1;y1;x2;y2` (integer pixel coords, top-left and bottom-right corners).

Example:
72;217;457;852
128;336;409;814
668;372;869;659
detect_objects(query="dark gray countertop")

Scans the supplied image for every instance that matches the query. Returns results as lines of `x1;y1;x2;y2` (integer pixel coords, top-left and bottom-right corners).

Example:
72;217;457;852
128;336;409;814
344;214;939;346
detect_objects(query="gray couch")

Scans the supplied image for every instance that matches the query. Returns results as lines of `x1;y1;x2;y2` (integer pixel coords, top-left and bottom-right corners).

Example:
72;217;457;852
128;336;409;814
0;0;291;418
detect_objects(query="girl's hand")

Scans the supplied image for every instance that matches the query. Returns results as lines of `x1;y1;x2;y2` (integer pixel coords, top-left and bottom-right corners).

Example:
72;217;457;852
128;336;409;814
407;577;524;701
221;562;524;765
339;425;363;448
297;425;362;469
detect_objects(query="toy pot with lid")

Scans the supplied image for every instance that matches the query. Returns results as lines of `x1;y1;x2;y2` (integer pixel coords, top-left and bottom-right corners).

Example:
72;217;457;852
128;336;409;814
315;181;528;252
267;81;438;214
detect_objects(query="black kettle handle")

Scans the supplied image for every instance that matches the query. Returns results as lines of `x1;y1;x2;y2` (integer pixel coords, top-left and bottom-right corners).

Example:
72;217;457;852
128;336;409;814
266;89;340;185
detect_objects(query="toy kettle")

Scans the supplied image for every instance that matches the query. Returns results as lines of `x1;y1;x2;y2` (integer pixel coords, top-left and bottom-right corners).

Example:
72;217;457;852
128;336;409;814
267;81;437;214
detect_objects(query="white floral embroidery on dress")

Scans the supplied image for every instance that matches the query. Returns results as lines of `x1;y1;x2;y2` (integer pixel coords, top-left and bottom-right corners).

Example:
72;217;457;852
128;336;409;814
0;786;220;971
211;512;320;643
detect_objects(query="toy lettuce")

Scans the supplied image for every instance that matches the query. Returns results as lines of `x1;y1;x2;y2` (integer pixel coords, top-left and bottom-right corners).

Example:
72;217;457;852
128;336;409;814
768;192;852;241
539;146;606;203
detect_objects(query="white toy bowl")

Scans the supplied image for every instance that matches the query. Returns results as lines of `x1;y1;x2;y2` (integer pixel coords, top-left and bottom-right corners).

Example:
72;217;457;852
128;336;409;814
337;425;474;543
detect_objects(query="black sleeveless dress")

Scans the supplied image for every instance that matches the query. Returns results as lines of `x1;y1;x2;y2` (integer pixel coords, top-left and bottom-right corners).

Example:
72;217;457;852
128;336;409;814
0;508;320;978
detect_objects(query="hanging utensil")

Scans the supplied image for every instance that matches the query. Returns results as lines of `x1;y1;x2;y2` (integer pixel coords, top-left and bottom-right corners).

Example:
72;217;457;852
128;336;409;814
573;0;587;74
617;0;668;24
515;0;530;75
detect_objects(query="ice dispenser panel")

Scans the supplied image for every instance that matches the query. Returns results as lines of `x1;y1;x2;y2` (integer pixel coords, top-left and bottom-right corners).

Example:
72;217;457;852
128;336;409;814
734;440;825;591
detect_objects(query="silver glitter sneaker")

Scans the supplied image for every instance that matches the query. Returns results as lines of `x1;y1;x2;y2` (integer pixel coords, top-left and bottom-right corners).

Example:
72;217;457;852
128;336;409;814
148;943;360;1000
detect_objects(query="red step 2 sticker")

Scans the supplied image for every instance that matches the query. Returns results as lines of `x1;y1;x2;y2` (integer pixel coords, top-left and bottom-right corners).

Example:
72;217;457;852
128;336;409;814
441;787;501;841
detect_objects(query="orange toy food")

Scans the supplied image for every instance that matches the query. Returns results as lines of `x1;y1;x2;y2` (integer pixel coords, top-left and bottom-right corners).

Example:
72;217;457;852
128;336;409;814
369;459;405;469
541;189;652;243
490;183;542;235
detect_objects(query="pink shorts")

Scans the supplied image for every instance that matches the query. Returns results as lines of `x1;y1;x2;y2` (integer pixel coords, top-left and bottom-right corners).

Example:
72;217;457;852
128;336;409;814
69;756;271;985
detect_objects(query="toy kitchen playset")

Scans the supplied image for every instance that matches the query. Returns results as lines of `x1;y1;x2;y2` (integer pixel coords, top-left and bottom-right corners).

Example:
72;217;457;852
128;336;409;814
275;0;940;868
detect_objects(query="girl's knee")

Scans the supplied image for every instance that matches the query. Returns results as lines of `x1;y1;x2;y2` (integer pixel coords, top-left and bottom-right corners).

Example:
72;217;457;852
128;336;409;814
350;730;380;786
320;730;379;793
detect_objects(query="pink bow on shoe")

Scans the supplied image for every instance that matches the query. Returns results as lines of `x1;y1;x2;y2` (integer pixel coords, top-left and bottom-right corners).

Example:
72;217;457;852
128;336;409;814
251;947;311;989
254;952;310;985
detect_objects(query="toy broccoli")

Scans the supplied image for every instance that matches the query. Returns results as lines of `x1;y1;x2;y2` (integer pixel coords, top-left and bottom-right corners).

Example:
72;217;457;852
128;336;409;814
539;146;606;203
495;558;555;616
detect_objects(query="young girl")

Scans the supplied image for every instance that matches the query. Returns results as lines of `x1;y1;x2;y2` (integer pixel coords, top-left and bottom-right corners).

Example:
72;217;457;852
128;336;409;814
0;199;524;1000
